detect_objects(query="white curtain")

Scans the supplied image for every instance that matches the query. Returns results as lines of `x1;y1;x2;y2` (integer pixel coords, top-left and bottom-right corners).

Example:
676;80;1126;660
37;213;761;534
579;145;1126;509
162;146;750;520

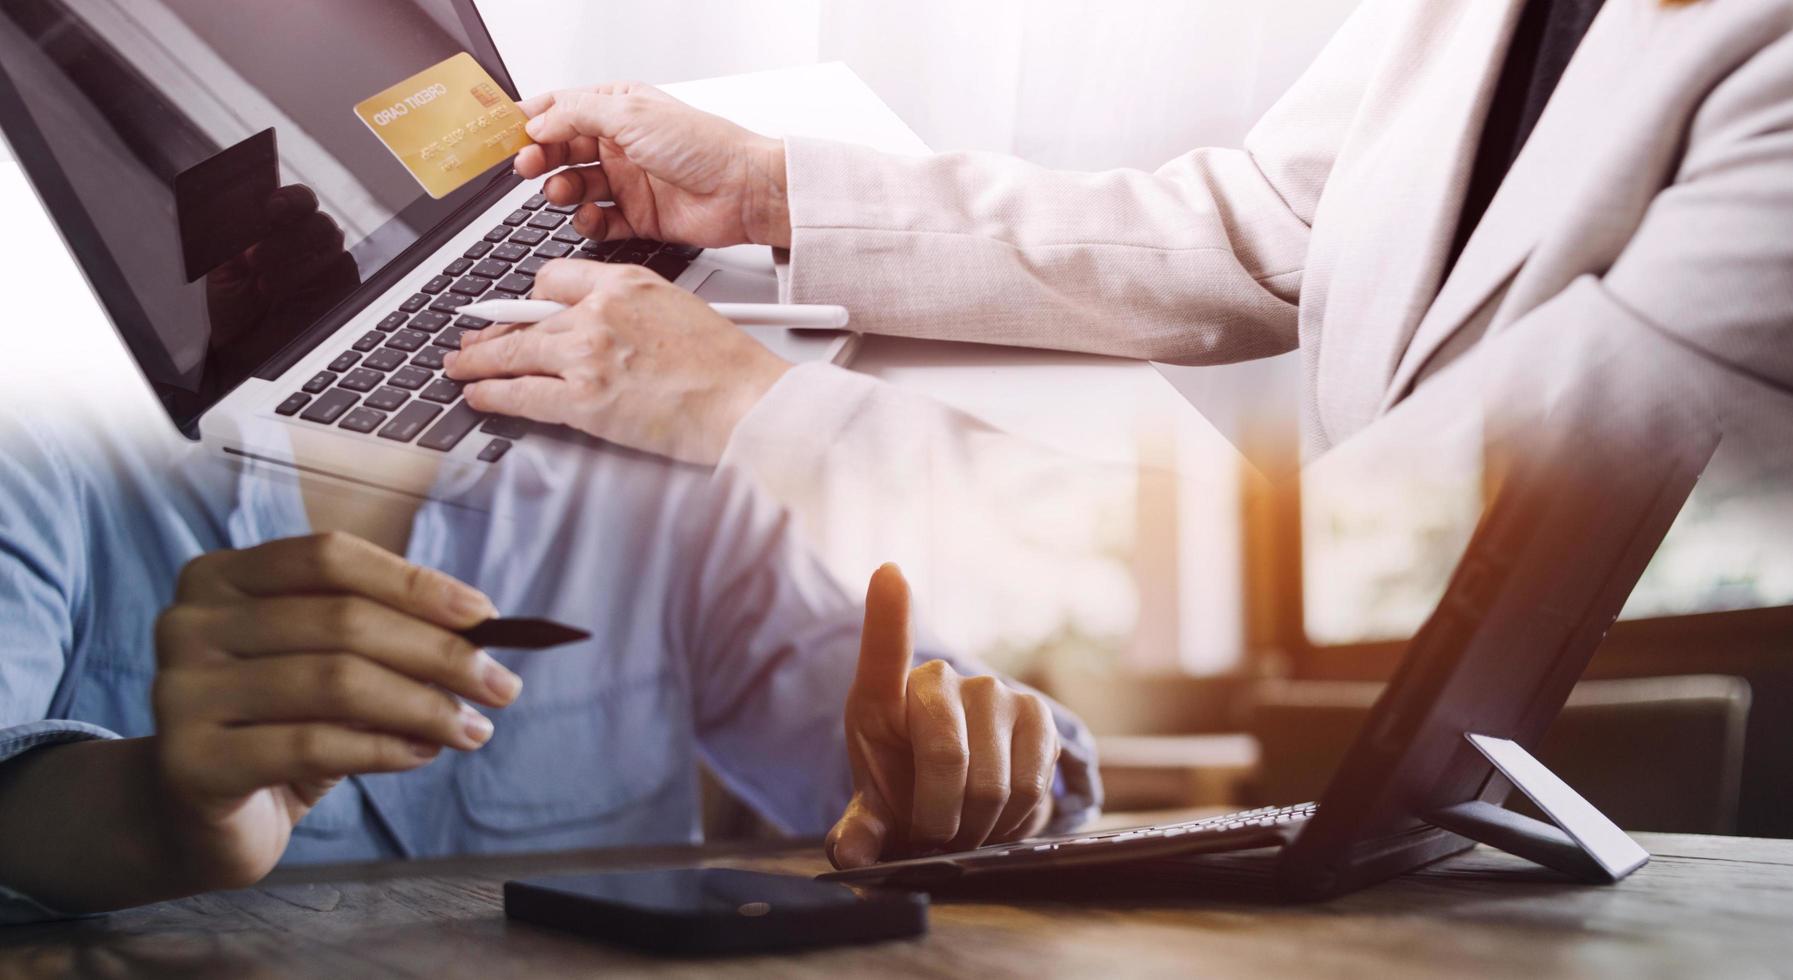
478;0;1359;169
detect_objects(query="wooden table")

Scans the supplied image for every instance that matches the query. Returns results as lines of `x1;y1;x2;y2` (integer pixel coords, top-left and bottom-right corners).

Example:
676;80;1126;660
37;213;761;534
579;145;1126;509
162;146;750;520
4;833;1789;978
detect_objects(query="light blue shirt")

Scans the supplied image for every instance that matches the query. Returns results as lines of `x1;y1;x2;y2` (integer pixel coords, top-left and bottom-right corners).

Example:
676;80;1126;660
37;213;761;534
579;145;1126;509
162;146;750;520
0;407;1100;922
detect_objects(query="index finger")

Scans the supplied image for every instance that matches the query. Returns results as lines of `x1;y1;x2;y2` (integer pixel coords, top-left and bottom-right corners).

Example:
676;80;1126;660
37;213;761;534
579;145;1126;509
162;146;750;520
523;90;636;146
211;533;496;630
851;563;913;710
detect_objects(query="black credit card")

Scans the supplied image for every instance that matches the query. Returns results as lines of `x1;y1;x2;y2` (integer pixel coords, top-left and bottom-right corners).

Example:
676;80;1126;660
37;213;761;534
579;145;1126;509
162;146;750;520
460;617;591;650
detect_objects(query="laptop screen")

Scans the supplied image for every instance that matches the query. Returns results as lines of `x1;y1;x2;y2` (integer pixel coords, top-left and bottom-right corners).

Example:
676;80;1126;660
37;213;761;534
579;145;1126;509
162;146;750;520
0;0;515;430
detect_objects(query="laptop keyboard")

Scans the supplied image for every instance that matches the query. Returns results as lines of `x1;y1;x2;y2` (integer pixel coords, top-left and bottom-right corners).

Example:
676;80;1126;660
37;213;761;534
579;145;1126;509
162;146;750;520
274;194;704;460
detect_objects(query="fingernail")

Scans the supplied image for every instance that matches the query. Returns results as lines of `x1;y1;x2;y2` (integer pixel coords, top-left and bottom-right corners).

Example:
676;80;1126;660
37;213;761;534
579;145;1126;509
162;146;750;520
525;118;542;137
408;739;441;760
442;351;458;369
479;651;523;703
459;703;494;749
448;583;498;621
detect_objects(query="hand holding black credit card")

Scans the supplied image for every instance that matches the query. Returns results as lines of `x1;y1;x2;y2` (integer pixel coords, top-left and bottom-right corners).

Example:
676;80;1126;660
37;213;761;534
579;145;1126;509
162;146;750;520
459;617;590;650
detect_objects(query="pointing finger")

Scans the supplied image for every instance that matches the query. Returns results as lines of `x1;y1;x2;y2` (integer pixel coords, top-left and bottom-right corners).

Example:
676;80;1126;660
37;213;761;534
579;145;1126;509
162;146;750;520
850;564;912;712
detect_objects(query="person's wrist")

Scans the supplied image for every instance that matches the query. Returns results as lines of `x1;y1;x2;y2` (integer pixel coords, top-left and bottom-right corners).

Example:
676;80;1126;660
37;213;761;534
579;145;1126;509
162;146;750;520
704;352;791;464
742;136;791;250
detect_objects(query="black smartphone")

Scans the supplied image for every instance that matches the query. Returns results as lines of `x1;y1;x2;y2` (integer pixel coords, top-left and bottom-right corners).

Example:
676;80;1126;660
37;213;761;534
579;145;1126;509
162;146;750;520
503;868;927;956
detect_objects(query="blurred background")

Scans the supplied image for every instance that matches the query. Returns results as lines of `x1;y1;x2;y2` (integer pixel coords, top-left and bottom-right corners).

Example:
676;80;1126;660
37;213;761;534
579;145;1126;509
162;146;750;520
4;0;1788;839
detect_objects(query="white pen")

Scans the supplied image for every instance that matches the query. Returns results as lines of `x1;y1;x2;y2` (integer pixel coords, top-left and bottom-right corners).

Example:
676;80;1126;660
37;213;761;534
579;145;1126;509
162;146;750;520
455;298;851;330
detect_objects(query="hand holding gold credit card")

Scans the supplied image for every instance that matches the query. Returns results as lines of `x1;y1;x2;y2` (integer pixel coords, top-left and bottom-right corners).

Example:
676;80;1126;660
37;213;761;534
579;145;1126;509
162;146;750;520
354;52;532;199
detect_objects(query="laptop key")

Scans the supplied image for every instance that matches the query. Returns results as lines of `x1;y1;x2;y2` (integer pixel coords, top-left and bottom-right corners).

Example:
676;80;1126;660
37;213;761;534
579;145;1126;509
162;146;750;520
338;368;384;393
551;226;584;245
351;331;384;352
337;407;387;434
419;378;464;404
275;392;311;416
644;253;692;281
517;255;549;276
491;242;529;262
477;438;512;462
503;209;531;227
662;243;704;259
455;315;493;330
409;311;451;334
363;347;407;372
534;242;573;259
417;401;483;452
464;241;494;259
526;212;563;230
299;388;358;425
496;273;534;295
452;276;494;297
378;401;443;443
472;258;511;280
377;312;409;332
410;347;447;370
302;371;337;394
364;386;410;412
389;365;433;390
523;193;548;210
442;257;474;277
483;225;512;243
327;351;360;373
433;326;467;349
579;241;621;262
421;275;453;294
480;415;529;439
384;329;429;352
399;293;430;313
429;294;474;314
509;227;549;247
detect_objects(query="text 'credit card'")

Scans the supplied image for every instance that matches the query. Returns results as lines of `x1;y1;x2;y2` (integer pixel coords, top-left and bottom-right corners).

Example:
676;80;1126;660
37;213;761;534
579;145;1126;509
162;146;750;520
353;52;531;199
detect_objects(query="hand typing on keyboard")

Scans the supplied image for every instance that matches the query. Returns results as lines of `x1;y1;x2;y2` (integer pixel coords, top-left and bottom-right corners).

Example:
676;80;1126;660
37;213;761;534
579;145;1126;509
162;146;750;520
442;258;790;465
826;565;1060;870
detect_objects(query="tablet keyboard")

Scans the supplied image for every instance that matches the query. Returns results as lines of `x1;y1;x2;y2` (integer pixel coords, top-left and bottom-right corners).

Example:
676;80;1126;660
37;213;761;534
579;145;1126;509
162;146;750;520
819;802;1318;885
274;194;703;460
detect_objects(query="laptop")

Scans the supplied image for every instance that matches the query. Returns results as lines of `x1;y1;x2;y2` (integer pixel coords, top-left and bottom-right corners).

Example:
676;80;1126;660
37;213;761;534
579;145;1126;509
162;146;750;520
0;0;852;499
825;408;1719;901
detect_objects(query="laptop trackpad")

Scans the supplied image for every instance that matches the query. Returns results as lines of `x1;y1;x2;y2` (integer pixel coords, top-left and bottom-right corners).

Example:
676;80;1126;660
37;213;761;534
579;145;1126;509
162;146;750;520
692;268;778;303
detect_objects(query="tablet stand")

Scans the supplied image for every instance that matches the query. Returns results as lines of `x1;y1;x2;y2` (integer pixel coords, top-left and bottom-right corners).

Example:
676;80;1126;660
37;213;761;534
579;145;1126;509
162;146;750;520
1424;733;1651;883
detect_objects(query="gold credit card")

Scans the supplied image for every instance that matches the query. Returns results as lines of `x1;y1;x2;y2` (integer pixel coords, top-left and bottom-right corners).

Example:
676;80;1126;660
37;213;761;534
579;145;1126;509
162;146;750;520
353;52;531;199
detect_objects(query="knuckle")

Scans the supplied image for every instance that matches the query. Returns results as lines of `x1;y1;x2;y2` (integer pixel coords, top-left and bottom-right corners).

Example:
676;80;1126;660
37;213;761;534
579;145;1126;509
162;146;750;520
399;561;435;604
174;551;222;597
917;737;969;776
322;596;365;642
437;633;478;679
960;674;1001;704
289;727;331;772
153;606;201;660
312;656;361;706
913;659;952;683
966;778;1010;810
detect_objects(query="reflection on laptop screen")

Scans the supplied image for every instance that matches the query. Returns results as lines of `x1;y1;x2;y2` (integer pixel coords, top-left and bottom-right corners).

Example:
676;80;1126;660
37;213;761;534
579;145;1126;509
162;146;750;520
0;0;509;425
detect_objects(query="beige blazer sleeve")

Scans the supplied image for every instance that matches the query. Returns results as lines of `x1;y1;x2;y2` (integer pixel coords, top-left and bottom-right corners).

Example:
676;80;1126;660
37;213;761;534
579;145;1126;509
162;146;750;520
778;2;1391;366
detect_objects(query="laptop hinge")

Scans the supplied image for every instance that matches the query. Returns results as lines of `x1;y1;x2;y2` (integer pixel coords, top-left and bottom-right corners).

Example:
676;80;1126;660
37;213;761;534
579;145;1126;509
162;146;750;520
1424;733;1649;883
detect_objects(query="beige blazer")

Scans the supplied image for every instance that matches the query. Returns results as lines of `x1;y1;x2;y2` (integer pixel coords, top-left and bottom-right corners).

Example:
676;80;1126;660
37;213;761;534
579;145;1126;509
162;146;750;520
776;0;1793;457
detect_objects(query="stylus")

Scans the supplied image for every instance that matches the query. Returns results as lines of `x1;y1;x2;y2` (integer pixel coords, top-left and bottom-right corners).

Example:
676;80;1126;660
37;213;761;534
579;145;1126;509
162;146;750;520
455;298;851;329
